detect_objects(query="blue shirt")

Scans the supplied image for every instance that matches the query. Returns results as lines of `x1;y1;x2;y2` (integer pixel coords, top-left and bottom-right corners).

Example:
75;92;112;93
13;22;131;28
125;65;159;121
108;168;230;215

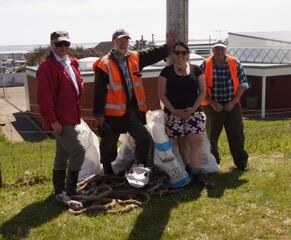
112;51;133;99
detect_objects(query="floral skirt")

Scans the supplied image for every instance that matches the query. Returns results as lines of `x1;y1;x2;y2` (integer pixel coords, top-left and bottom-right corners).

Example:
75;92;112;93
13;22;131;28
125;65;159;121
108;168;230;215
164;111;206;138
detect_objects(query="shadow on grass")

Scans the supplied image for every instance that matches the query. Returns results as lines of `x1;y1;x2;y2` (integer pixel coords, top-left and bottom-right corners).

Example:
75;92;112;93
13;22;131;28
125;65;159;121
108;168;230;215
0;194;66;240
127;183;203;240
206;168;248;198
127;168;248;240
11;112;49;142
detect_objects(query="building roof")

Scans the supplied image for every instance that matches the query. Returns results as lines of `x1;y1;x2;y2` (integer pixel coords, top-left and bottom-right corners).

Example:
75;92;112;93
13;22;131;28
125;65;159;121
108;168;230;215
94;41;113;56
228;31;291;44
229;48;291;64
94;41;137;57
78;57;99;71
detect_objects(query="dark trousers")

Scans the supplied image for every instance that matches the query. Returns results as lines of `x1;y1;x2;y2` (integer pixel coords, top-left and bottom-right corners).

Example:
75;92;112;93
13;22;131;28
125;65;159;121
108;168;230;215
100;106;153;168
202;104;248;168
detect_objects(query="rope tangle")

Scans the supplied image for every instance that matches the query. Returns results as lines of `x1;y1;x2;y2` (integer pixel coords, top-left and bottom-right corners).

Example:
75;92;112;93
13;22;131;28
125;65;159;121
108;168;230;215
67;173;179;215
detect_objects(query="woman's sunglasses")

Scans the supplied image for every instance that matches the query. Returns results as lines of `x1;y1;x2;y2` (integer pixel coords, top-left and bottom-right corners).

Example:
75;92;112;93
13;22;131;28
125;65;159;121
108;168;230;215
173;50;188;55
54;41;70;47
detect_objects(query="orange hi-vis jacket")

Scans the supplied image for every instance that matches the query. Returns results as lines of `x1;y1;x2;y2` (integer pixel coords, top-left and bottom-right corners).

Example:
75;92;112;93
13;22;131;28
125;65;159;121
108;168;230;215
201;55;239;106
93;51;146;116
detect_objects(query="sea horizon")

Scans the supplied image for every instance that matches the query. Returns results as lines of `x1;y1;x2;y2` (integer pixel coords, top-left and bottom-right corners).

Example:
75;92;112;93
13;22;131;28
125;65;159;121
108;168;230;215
0;42;98;54
0;38;215;54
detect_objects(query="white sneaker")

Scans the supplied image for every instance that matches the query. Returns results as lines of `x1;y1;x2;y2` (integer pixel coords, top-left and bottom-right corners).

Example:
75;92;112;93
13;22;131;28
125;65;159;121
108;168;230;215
55;191;83;210
126;164;151;188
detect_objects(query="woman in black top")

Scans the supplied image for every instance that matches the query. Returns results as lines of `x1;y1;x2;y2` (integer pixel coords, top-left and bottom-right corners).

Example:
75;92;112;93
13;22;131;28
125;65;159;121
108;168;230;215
158;41;208;186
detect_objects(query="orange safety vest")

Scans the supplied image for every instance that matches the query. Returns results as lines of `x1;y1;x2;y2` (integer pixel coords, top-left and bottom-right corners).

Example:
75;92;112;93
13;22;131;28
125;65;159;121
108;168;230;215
93;51;146;116
201;55;239;106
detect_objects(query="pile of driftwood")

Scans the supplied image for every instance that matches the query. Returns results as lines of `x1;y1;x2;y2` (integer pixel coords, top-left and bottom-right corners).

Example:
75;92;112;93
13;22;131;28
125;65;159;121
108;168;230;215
65;173;181;215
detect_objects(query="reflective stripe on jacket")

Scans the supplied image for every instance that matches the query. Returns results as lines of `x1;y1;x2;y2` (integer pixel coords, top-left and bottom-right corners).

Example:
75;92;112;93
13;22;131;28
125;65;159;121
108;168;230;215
94;51;146;116
201;55;239;106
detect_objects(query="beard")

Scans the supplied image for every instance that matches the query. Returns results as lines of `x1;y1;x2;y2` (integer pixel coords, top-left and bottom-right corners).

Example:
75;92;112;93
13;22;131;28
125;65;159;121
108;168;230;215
114;46;128;56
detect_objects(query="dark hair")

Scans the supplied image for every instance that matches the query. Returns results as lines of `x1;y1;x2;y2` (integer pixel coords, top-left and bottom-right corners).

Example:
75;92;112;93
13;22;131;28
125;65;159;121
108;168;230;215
173;41;190;53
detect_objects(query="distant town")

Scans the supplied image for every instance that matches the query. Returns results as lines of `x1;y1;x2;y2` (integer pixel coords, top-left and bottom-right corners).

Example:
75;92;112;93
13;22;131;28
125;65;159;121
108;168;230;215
0;37;218;74
0;53;26;73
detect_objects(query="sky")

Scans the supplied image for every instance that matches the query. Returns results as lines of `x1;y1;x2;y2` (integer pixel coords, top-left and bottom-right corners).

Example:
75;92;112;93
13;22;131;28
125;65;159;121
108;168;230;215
0;0;290;46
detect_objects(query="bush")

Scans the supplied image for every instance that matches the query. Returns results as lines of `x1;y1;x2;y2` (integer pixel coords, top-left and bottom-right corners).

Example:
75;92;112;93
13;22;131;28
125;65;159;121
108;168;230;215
25;46;102;66
16;64;27;73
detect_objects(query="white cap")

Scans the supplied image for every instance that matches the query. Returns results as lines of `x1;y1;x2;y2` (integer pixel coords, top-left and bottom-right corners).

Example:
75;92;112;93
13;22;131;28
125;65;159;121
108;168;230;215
212;41;227;49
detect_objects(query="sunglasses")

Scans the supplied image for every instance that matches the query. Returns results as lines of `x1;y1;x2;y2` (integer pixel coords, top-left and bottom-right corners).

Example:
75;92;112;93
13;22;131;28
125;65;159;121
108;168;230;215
54;42;70;47
173;50;188;55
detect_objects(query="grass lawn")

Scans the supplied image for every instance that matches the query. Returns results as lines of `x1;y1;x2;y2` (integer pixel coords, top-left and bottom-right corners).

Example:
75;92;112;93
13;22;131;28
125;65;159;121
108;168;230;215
0;119;291;240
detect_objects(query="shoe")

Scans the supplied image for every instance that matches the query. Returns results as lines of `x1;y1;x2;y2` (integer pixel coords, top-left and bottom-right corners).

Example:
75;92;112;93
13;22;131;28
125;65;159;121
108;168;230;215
193;172;215;188
103;163;115;176
55;192;83;210
55;191;68;202
237;165;249;172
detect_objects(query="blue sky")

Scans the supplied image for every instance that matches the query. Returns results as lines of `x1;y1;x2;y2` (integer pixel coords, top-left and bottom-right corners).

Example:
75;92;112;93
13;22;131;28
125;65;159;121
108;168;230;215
0;0;290;46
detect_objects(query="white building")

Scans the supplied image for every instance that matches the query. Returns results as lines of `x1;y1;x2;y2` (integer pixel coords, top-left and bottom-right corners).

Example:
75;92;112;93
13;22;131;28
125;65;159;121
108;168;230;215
227;31;291;118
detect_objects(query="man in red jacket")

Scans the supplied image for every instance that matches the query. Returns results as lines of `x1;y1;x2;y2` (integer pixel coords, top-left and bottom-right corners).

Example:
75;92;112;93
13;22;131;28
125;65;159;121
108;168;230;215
37;31;85;200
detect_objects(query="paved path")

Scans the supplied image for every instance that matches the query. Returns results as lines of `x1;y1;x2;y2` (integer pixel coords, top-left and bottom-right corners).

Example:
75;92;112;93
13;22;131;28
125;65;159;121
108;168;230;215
0;86;48;142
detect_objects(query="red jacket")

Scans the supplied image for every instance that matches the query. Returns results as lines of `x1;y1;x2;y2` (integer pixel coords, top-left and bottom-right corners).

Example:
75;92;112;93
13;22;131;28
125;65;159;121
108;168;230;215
37;52;83;130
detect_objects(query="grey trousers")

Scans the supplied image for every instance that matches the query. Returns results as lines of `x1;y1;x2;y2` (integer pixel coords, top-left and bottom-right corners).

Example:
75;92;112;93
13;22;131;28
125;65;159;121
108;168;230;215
53;125;85;171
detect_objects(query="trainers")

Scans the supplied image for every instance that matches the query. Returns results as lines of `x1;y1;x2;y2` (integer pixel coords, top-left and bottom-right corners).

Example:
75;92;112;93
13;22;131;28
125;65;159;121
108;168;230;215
193;172;215;188
126;164;151;188
55;191;69;202
55;191;83;210
236;164;249;172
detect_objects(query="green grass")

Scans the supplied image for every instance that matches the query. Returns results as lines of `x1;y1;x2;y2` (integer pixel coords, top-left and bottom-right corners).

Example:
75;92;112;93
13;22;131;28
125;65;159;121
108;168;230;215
0;119;291;240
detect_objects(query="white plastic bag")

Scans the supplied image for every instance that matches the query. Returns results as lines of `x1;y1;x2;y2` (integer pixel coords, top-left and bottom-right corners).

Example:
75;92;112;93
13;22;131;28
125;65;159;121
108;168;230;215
201;133;220;173
111;134;135;175
146;110;191;188
75;120;103;181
